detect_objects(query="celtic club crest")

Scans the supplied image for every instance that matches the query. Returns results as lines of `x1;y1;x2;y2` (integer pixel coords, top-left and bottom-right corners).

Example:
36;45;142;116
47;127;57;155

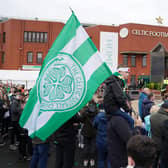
38;52;86;112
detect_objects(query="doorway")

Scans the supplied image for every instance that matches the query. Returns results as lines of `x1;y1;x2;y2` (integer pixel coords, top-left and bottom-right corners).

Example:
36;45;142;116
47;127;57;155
150;43;167;82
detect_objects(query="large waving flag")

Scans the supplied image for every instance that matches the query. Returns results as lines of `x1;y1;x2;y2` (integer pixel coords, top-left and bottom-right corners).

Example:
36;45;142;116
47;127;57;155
19;11;112;141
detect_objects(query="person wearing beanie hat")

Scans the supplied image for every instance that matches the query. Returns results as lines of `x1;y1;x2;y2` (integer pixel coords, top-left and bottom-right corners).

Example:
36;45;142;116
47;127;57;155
150;102;168;168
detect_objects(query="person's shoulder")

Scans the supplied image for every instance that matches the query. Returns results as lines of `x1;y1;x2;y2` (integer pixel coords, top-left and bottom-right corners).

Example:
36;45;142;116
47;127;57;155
97;112;106;119
150;111;158;120
111;115;127;122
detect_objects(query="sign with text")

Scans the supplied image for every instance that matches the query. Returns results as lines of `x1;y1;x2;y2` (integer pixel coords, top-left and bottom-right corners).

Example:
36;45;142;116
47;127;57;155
132;29;168;38
100;32;118;72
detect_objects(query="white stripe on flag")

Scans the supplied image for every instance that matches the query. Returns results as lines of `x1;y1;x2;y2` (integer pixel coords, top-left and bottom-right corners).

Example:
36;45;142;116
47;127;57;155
24;100;40;135
36;111;55;131
61;25;89;54
82;51;104;81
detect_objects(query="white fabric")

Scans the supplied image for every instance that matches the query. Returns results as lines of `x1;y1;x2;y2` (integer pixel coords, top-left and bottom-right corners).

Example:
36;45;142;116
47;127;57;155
117;67;130;72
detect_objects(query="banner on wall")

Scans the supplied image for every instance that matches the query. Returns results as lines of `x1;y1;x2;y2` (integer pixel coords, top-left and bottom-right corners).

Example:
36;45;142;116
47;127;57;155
100;32;118;72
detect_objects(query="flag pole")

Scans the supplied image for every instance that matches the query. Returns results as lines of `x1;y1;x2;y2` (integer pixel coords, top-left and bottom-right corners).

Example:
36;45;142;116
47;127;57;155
69;7;74;13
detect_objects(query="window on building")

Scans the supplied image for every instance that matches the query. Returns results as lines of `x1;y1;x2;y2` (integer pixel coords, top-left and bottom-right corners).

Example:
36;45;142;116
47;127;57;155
44;32;48;43
3;32;6;43
142;55;147;67
24;31;48;43
131;55;136;67
36;32;40;42
40;33;44;43
123;55;128;66
27;52;33;63
24;32;28;42
2;52;5;64
32;32;36;42
28;32;32;42
36;52;43;64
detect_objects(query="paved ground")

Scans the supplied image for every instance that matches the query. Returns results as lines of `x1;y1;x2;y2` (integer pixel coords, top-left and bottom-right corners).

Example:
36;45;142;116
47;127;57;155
0;140;90;168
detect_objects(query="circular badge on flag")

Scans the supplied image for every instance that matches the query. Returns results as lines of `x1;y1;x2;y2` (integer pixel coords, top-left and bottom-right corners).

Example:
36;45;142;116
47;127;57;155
38;52;86;112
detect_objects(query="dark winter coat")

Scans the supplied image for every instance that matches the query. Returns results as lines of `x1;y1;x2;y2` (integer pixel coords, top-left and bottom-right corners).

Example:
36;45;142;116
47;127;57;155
161;119;168;159
54;114;80;144
81;104;98;138
93;111;108;146
10;98;22;122
141;98;154;122
138;92;148;119
103;75;130;116
150;107;168;151
0;99;5;120
107;116;132;168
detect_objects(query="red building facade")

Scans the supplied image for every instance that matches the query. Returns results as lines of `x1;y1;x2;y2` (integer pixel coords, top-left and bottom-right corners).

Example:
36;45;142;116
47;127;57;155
1;19;168;84
87;23;168;84
0;19;64;70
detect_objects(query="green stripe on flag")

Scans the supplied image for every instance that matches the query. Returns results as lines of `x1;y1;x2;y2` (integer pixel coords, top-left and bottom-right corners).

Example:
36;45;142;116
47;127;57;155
73;38;98;65
42;13;81;69
87;63;112;92
35;111;77;140
19;86;38;127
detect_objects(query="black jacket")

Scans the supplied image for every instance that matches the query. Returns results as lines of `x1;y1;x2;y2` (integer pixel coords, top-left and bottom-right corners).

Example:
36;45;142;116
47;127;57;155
80;104;98;138
54;114;80;144
150;107;168;150
107;116;132;168
141;98;154;122
104;75;130;115
10;98;22;122
161;119;168;159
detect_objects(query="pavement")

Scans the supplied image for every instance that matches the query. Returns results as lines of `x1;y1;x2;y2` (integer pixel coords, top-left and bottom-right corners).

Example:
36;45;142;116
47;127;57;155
0;140;89;168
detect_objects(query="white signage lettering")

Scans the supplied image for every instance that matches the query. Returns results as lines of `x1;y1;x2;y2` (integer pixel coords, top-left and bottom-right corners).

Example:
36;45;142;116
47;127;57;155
131;29;168;38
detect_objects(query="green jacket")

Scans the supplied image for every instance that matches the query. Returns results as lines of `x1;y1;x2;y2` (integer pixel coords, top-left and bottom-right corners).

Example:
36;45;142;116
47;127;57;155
150;107;168;150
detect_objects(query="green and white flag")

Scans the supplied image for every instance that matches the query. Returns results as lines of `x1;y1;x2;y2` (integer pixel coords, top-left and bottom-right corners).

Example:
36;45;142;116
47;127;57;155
19;12;112;141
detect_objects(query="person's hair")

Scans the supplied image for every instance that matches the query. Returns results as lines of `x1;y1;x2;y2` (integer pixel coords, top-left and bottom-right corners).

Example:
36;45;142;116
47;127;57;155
127;135;157;167
143;87;151;95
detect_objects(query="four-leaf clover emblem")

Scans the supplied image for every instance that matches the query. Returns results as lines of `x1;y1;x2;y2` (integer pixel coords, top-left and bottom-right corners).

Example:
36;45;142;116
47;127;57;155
43;66;73;101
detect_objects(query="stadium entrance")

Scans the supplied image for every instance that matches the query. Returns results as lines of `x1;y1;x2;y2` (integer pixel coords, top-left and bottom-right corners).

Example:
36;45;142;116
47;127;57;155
151;43;168;82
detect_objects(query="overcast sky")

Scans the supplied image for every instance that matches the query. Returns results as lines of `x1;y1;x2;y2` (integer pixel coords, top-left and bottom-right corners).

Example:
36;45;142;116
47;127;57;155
1;0;168;26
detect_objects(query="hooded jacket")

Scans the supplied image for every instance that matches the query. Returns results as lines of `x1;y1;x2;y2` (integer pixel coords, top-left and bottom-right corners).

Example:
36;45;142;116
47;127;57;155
138;92;148;119
103;75;130;115
141;98;154;122
93;111;107;146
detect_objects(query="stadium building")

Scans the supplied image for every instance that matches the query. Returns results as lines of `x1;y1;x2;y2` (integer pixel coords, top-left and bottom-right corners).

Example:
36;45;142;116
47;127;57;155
0;18;168;85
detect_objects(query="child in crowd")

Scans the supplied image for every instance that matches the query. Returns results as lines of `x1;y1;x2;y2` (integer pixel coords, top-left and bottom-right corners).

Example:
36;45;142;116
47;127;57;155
144;105;160;137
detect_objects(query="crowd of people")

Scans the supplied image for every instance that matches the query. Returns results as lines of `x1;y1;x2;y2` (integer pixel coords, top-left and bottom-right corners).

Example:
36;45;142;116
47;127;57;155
0;63;168;168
